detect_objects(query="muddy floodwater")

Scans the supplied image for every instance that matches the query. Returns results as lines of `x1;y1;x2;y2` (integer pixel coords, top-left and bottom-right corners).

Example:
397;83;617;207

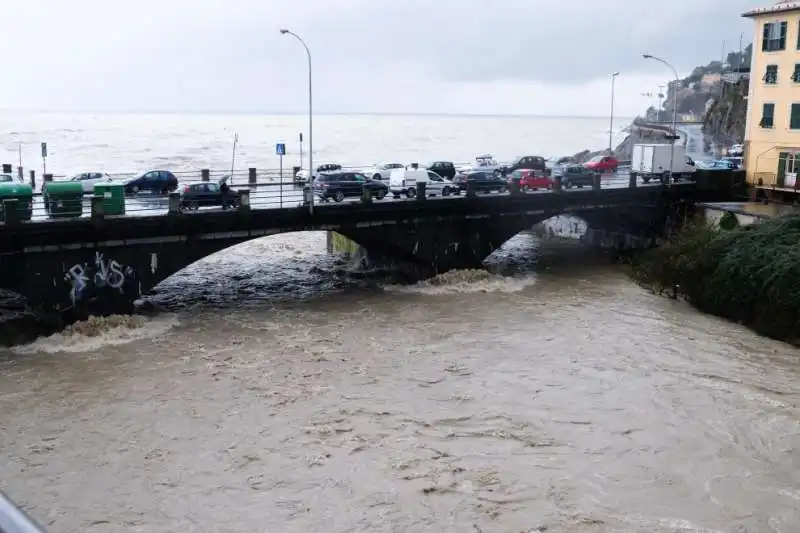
0;231;798;533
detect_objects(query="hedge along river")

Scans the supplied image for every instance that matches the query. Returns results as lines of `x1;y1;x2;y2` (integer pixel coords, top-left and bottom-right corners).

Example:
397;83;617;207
0;227;798;533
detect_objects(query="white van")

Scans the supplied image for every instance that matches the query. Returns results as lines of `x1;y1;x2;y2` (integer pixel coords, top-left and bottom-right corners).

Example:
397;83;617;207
389;169;458;199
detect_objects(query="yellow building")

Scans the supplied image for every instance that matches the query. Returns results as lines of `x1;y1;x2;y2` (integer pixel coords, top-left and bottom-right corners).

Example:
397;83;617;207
742;1;800;189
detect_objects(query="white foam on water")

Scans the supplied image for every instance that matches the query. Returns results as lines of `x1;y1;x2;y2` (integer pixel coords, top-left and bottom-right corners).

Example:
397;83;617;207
384;269;537;295
11;314;180;354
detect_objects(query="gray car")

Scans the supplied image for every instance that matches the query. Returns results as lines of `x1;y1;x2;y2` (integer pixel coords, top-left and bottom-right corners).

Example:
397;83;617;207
560;165;597;188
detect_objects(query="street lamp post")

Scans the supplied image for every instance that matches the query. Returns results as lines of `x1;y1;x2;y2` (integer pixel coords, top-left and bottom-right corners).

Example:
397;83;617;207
643;54;679;185
280;28;314;213
609;72;619;154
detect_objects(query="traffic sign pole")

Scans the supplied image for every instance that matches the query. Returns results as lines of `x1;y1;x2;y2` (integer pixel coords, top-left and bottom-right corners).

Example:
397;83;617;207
276;143;286;207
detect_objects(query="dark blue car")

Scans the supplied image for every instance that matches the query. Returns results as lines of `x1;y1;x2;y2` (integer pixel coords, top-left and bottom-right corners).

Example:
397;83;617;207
124;170;179;195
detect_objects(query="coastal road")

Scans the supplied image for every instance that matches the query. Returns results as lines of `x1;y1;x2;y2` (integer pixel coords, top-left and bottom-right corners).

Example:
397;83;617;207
24;171;659;222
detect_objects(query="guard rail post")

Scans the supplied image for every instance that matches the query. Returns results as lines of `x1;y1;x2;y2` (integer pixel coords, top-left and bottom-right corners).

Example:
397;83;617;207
91;195;104;219
238;189;251;212
416;181;427;200
2;200;18;225
361;185;372;204
168;192;181;214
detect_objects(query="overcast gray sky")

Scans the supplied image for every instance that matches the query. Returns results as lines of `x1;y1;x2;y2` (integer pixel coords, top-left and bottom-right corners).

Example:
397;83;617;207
0;0;756;117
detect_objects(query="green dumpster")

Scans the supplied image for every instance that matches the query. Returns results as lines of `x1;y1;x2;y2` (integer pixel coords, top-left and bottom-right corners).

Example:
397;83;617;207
93;182;125;216
43;181;84;218
0;183;33;221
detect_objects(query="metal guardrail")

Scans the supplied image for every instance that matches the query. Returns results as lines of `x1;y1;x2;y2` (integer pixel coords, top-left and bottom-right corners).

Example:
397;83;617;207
0;169;687;226
0;491;47;533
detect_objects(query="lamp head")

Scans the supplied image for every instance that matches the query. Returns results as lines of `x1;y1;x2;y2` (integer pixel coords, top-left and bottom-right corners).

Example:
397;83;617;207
280;29;289;34
642;54;652;59
612;71;620;77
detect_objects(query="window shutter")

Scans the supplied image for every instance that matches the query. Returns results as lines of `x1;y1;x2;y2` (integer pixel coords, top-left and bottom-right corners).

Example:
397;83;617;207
791;104;800;130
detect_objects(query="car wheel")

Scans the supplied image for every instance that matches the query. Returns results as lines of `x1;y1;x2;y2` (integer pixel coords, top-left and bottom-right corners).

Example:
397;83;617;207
563;181;572;189
375;189;387;200
442;186;451;196
334;190;345;202
131;185;139;194
521;185;530;193
373;174;382;181
188;201;199;211
406;187;416;198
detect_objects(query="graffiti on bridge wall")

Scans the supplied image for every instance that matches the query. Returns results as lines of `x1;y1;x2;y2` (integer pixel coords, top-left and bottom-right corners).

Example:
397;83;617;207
64;252;136;304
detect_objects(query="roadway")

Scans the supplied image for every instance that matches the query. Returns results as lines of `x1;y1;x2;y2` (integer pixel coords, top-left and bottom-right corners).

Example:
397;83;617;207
21;170;663;223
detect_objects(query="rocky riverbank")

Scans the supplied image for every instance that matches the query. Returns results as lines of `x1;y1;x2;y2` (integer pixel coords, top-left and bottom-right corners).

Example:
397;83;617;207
630;214;800;346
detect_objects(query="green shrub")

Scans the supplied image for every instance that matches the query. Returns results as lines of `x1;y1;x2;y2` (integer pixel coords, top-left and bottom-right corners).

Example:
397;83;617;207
633;214;800;344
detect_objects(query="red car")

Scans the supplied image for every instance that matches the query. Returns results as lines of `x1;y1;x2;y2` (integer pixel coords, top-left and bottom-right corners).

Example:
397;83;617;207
508;169;553;192
583;155;618;173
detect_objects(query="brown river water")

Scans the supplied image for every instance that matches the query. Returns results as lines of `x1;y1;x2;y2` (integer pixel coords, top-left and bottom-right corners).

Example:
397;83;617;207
0;228;798;533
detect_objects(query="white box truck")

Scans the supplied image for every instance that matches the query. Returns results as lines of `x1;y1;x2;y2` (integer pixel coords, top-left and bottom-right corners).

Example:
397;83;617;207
630;143;695;183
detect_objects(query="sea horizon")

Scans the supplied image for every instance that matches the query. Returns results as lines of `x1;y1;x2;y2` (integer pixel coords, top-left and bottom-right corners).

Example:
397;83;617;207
0;108;637;122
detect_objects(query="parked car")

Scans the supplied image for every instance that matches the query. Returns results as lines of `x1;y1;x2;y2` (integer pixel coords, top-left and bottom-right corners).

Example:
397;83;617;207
295;163;342;183
124;170;178;195
452;170;507;193
583;155;619;173
179;178;240;211
456;154;503;175
498;155;550;176
361;162;405;181
389;169;457;198
560;165;597;188
68;171;115;193
508;169;553;192
313;171;389;202
425;161;457;180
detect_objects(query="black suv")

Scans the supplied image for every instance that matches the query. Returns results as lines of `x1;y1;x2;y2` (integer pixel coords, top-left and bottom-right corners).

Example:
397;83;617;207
313;171;389;202
426;161;456;180
498;155;549;176
452;171;507;193
560;165;597;188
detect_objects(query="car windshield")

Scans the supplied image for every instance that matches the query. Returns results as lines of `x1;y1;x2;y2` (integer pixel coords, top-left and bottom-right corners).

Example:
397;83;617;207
587;156;603;163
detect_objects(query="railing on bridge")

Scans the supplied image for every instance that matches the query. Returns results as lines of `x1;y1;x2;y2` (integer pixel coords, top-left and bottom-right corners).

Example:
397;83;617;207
0;166;718;226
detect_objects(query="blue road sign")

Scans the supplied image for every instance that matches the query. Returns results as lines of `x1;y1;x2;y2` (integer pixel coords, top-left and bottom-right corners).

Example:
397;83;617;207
276;143;286;156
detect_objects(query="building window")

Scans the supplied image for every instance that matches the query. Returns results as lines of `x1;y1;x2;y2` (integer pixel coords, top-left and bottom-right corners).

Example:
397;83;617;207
793;64;800;82
791;104;800;130
764;64;779;84
760;103;775;128
762;20;788;51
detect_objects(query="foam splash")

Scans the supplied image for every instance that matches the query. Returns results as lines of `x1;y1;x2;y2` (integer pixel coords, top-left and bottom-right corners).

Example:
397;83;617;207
11;314;180;354
384;269;537;295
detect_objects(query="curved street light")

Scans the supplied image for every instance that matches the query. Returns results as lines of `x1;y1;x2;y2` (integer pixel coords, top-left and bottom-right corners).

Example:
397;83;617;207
280;29;314;213
643;54;680;184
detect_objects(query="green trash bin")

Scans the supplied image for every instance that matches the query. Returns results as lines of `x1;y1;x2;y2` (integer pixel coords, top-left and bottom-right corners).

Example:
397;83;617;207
93;182;125;216
0;183;33;221
43;181;84;218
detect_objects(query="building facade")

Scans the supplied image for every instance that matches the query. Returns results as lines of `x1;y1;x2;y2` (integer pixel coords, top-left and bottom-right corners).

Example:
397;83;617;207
743;1;800;189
